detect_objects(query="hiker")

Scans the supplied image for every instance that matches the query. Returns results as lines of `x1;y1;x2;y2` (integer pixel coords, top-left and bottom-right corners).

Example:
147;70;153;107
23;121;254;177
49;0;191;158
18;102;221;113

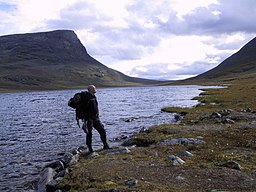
82;85;110;153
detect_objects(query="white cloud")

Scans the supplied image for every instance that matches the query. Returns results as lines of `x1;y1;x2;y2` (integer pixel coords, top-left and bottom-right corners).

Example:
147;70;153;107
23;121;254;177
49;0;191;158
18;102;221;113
0;0;256;80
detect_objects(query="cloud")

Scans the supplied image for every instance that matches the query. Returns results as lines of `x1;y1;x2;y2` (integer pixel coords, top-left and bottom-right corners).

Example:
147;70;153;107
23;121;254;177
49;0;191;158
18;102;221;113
0;0;255;80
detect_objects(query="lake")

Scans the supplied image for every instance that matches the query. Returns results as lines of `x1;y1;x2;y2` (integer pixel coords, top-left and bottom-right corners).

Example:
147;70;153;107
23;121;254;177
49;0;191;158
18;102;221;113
0;85;207;191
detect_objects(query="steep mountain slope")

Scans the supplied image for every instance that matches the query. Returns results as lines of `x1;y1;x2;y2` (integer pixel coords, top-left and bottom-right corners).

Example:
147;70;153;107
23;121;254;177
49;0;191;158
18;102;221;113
190;36;256;81
0;30;160;92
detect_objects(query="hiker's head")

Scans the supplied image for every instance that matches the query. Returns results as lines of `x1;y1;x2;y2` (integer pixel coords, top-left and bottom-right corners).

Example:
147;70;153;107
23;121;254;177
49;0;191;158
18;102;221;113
88;85;96;95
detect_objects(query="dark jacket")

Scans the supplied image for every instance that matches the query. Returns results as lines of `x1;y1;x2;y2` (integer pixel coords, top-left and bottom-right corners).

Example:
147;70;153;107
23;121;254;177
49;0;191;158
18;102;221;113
85;92;99;120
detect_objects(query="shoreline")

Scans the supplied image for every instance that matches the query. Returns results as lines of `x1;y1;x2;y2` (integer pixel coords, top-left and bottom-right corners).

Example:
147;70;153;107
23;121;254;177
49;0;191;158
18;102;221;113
38;81;256;191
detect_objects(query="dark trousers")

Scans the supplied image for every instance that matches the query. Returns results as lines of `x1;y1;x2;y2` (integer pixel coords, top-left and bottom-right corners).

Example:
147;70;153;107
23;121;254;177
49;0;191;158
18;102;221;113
85;119;108;149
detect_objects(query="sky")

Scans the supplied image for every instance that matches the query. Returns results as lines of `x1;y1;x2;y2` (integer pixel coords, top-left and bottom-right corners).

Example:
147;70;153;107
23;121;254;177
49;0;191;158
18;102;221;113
0;0;256;80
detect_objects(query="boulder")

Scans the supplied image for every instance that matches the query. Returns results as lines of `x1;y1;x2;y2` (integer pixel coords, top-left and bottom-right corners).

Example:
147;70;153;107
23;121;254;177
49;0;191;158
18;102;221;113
45;161;64;172
217;160;242;170
61;152;79;167
37;167;56;192
167;155;185;165
158;137;205;146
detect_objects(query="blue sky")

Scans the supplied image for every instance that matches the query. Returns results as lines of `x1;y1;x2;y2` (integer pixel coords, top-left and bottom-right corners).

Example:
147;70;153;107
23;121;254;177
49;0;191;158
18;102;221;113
0;0;256;80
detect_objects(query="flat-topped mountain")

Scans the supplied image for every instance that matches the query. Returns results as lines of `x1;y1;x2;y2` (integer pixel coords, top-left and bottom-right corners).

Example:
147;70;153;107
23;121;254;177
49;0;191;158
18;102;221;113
0;30;160;91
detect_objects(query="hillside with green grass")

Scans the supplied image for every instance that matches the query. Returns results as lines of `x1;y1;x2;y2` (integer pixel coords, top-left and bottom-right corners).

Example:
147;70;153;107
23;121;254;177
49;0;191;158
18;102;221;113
0;30;161;92
54;37;256;192
183;36;256;84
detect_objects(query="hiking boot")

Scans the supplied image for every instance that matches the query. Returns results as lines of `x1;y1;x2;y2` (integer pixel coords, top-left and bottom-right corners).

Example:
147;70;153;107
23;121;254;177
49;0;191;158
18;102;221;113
103;144;110;150
88;146;94;153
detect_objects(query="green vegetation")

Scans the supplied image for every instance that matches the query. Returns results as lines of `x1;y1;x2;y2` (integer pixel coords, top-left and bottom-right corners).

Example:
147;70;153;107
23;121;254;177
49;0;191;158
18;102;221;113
56;72;256;191
0;30;162;92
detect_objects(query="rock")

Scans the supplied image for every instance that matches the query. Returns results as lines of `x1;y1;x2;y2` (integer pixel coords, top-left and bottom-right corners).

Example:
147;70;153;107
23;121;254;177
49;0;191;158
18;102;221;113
179;151;193;157
245;108;252;112
54;168;69;179
139;127;148;133
77;146;87;153
180;112;188;116
158;138;205;146
222;118;235;124
175;176;185;180
219;109;232;116
121;138;135;146
121;137;154;147
70;148;79;155
104;147;131;155
112;135;128;142
210;112;222;118
174;114;182;121
85;152;99;159
217;160;242;170
167;155;185;165
125;180;138;188
37;167;56;192
251;170;256;178
123;117;138;122
46;178;62;192
46;161;65;172
189;120;199;124
61;152;79;167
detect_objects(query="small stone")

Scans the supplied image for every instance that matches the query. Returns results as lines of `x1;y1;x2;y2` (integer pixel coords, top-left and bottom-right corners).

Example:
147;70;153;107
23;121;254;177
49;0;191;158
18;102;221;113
179;151;193;157
222;118;235;124
218;160;242;170
104;147;131;155
125;180;138;188
168;155;185;165
211;112;222;118
139;127;148;133
174;114;182;121
176;176;185;180
86;152;99;159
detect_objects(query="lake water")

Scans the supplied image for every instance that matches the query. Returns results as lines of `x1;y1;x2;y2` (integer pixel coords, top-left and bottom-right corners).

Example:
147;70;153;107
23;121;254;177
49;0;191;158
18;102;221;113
0;85;207;191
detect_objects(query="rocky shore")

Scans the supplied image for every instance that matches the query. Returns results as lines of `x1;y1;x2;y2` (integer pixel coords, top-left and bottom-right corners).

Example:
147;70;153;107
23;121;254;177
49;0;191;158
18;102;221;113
37;77;256;192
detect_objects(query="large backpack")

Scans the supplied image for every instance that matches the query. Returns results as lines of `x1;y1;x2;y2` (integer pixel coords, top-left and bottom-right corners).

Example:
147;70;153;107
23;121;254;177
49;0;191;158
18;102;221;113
68;91;90;127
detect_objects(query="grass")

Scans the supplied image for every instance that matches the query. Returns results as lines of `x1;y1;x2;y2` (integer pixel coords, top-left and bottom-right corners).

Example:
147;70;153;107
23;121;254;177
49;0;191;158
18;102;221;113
57;72;256;192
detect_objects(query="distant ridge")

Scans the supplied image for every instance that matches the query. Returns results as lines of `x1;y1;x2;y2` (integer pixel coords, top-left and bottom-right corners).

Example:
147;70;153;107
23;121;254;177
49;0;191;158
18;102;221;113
190;36;256;81
0;30;161;92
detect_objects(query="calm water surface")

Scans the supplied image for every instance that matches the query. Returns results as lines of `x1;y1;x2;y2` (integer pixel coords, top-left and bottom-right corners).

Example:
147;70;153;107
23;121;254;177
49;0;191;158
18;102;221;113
0;85;207;191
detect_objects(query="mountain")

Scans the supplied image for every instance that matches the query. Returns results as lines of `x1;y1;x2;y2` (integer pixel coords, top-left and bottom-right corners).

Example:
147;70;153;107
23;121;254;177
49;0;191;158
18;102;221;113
0;30;161;92
187;37;256;82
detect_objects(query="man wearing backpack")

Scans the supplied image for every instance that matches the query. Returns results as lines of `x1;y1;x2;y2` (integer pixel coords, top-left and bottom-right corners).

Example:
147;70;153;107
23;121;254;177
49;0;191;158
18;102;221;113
83;85;110;153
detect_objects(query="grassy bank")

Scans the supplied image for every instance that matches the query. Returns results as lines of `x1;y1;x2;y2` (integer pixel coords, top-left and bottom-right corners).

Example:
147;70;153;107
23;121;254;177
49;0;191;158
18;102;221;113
57;72;256;192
